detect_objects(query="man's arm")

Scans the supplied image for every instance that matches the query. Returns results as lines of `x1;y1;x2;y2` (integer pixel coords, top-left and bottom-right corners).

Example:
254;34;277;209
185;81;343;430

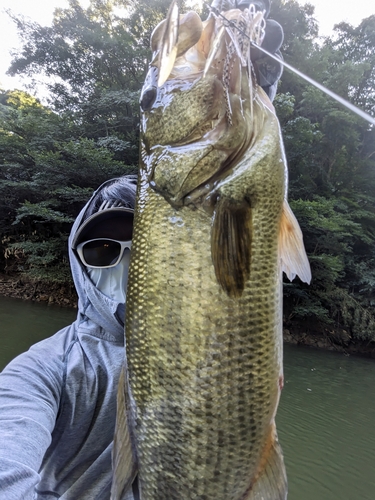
0;344;63;500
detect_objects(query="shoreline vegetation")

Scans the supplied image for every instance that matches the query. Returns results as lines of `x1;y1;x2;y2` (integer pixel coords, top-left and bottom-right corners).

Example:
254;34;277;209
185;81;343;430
0;273;77;308
1;273;374;359
1;3;375;359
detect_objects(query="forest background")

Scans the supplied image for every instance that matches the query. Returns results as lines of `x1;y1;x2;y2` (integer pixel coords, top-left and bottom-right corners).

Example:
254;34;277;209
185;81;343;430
0;0;374;348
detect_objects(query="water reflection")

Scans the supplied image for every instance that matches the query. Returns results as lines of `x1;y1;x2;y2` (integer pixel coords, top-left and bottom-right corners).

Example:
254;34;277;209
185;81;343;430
0;295;76;370
278;344;375;500
1;296;374;499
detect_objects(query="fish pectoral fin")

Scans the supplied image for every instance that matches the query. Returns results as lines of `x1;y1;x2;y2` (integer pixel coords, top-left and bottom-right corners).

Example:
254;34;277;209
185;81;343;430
244;429;287;500
211;198;252;298
279;199;311;284
110;367;138;500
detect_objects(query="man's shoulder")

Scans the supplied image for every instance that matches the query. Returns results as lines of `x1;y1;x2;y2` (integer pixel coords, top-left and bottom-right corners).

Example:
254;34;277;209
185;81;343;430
0;323;79;398
28;322;78;360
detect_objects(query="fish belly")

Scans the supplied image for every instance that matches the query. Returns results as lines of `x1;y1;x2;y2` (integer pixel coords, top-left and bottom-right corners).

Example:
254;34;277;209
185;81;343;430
125;177;283;500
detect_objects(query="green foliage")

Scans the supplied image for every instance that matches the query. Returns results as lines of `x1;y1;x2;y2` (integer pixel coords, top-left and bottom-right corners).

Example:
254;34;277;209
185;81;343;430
1;0;375;345
272;2;375;342
12;201;74;225
0;88;136;281
2;1;154;282
5;0;182;160
7;238;72;283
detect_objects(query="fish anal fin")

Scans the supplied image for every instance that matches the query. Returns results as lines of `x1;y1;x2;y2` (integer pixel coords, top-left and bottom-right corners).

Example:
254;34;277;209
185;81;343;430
211;198;252;298
243;426;287;500
279;199;311;284
110;367;138;500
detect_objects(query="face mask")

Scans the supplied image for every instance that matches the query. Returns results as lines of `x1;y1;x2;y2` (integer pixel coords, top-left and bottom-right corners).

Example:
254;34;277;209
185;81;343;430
87;249;130;304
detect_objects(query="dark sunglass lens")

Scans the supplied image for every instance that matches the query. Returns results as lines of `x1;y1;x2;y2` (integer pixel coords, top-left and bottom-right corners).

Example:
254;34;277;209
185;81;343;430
83;240;121;267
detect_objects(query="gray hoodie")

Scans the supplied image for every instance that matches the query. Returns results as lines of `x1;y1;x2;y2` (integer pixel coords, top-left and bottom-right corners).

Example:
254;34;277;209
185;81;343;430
0;178;136;500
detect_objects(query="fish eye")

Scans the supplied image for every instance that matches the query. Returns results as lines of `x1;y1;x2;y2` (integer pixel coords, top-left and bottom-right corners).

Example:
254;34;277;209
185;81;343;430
140;86;157;111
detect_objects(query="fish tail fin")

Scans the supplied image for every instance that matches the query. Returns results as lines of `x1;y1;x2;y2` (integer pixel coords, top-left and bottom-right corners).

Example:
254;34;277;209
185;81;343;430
244;426;287;500
110;367;138;500
279;199;311;284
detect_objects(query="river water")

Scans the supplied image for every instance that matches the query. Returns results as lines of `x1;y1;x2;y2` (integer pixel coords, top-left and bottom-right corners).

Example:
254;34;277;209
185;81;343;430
1;295;374;499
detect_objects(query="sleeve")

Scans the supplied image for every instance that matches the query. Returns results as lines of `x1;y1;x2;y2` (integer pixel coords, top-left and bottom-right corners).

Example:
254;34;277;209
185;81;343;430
0;344;64;500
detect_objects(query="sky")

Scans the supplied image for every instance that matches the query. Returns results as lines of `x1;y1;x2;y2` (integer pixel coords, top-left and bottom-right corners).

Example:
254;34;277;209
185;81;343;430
0;0;374;94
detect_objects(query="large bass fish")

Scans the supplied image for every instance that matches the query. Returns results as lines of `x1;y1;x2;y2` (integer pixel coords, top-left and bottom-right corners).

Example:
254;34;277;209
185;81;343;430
112;2;311;499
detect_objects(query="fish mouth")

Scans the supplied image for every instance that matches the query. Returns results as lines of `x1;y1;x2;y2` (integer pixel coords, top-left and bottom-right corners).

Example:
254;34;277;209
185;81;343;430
145;85;251;209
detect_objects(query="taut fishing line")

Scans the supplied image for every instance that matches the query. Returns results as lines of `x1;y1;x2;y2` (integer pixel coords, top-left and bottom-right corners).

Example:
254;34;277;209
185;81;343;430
203;1;375;126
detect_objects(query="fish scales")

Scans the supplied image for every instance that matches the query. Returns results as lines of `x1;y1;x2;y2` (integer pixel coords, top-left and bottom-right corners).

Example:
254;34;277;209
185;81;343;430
126;140;285;500
112;4;311;500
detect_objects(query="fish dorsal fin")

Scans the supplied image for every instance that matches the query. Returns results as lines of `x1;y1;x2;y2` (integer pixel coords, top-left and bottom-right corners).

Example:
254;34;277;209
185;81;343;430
279;199;311;284
110;367;138;500
244;426;287;500
211;198;252;298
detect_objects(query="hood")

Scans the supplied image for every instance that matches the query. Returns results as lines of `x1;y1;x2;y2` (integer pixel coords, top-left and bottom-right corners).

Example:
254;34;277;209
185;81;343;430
68;178;135;340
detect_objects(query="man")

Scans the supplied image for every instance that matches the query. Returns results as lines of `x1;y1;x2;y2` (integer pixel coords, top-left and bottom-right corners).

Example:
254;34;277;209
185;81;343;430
0;175;137;500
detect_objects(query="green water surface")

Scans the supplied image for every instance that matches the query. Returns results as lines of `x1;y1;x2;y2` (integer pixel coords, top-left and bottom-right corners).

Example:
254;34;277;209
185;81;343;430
1;295;374;499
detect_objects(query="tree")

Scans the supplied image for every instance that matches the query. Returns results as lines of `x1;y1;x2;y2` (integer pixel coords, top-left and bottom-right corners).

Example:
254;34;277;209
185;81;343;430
0;89;135;282
6;0;190;161
272;2;375;342
2;0;375;344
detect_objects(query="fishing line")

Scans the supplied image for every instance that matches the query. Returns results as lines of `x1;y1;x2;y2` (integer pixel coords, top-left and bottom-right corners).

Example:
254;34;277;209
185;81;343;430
203;0;375;126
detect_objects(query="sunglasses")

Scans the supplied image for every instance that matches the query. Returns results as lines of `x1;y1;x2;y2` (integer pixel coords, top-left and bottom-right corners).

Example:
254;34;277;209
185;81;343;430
76;238;132;269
